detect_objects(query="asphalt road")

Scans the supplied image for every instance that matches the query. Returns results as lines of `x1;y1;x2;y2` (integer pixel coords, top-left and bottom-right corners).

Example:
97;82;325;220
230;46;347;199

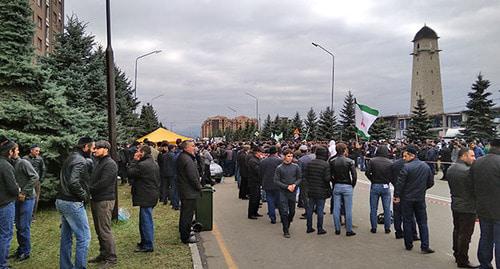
200;171;484;269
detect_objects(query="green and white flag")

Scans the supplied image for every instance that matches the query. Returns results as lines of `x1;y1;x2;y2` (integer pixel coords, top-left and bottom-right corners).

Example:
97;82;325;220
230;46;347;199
355;102;379;139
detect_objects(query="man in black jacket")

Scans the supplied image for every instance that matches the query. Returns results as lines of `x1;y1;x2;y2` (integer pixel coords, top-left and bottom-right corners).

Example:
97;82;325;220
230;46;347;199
330;143;357;236
88;140;118;267
394;146;434;254
447;148;478;268
470;139;500;269
0;136;20;269
259;146;282;224
304;146;330;235
177;140;202;244
247;146;263;219
365;145;393;234
128;145;160;252
56;137;94;269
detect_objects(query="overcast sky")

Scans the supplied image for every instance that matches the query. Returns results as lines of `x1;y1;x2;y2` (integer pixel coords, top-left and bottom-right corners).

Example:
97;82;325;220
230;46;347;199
65;0;500;137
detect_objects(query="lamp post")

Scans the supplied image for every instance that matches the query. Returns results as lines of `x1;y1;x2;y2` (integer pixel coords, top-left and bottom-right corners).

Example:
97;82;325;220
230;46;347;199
134;50;162;98
312;42;334;110
245;92;259;130
227;106;237;117
149;94;164;104
105;0;118;220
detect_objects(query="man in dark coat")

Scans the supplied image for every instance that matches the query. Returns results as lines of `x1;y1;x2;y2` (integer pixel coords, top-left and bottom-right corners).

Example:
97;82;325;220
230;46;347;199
469;139;500;269
439;142;453;181
394;146;435;254
0;136;20;269
447;148;478;268
247;146;263;219
23;144;45;220
88;140;118;266
303;146;330;235
237;145;250;199
158;142;170;205
259;146;282;224
128;145;160;252
176;140;202;244
166;144;180;210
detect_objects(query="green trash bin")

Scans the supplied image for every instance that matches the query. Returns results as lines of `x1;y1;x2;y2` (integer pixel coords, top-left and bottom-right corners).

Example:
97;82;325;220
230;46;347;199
196;186;214;231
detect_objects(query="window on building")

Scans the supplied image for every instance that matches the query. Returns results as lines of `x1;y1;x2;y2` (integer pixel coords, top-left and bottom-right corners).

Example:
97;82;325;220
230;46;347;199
37;37;42;49
432;90;434;95
431;70;433;74
416;71;419;75
37;0;41;6
37;16;42;28
417;43;420;49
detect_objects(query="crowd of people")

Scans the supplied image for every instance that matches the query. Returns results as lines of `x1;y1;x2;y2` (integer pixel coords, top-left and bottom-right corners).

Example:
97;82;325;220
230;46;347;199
0;134;499;269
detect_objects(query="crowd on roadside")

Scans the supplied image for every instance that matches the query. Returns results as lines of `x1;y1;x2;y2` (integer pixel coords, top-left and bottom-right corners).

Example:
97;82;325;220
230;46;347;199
1;134;498;269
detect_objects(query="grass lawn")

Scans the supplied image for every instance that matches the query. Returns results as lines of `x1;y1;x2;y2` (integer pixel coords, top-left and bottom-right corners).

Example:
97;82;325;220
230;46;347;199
9;184;193;269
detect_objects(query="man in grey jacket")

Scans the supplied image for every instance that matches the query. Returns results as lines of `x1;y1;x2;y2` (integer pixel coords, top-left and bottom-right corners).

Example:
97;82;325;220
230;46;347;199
470;138;500;269
274;149;302;238
447;148;478;268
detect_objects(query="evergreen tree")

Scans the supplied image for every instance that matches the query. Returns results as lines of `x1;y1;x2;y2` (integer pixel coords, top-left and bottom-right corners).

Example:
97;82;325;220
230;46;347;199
139;103;161;136
260;114;273;139
339;91;357;141
406;96;433;142
369;118;395;141
279;118;292;140
460;74;496;141
291;112;303;134
272;114;281;136
304;108;318;140
0;0;39;89
115;67;141;141
317;106;340;141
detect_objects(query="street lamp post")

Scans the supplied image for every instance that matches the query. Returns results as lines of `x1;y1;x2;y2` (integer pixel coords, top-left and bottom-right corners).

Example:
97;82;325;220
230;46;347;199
227;106;237;118
245;92;259;130
134;50;162;98
312;42;334;110
105;0;118;220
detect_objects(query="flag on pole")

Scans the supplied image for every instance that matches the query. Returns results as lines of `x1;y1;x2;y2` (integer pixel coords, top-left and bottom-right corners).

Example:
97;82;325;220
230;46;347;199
355;102;379;139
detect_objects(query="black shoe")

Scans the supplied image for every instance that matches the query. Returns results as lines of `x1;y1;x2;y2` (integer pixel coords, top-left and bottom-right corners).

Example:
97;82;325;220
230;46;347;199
270;219;276;224
248;216;258;220
134;247;153;253
335;230;341;235
283;232;290;238
395;234;404;239
317;229;327;235
457;262;480;268
385;229;391;234
405;245;413;251
183;236;198;244
346;231;356;237
413;236;420;241
89;255;105;263
306;228;316;233
255;213;263;217
370;228;376;234
7;253;18;259
16;253;30;261
421;248;435;254
300;215;307;219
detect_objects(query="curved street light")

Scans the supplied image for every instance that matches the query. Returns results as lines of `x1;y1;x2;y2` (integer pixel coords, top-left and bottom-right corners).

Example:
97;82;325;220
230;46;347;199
245;92;259;130
312;42;334;110
134;50;162;98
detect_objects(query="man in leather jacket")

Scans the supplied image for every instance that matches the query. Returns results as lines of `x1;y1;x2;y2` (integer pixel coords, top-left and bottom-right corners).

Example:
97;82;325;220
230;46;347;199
55;137;94;269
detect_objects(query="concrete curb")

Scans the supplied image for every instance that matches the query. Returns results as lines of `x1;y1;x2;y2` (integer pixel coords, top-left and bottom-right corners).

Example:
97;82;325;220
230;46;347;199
189;240;203;269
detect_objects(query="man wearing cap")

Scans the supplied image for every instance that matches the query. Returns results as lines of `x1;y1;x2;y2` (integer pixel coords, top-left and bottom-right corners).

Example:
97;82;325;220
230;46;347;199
247;146;263;219
56;136;94;269
394;145;435;254
469;138;500;269
88;140;118;267
0;136;20;269
23;144;46;220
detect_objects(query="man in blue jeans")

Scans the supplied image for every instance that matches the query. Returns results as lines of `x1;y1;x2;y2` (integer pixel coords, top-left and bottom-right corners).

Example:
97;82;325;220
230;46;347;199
12;146;39;262
259;146;282;224
365;145;393;234
329;143;357;236
0;136;20;269
394;146;435;254
56;137;94;269
470;138;500;269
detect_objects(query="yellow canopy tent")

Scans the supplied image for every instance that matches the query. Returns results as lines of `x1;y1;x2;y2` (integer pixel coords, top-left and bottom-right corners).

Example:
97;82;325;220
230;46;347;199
136;127;192;144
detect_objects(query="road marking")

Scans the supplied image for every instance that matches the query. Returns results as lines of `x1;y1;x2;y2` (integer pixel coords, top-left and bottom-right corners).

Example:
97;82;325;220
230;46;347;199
212;223;238;269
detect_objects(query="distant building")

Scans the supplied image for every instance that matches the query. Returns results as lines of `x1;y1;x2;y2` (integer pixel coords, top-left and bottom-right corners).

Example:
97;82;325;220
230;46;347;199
410;25;444;115
201;115;257;138
30;0;64;56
